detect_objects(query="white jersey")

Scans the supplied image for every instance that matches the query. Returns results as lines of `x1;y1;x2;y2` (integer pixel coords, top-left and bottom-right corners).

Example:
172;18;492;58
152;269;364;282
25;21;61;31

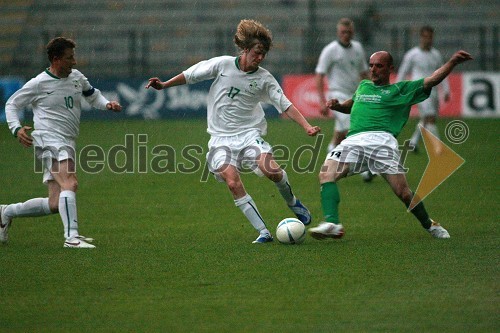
315;40;368;97
5;69;109;139
183;56;292;136
397;46;450;96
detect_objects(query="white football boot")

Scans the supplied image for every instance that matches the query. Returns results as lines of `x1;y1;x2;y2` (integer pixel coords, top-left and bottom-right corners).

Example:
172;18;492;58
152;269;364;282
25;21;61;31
309;222;345;240
427;220;450;239
64;237;96;248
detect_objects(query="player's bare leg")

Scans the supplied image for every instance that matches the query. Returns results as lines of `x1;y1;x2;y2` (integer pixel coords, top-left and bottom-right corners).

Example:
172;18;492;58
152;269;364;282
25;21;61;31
257;153;311;225
382;173;449;238
218;164;272;243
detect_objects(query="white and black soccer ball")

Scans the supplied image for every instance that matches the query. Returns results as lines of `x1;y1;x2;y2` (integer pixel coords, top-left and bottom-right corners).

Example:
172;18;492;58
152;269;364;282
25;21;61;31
276;218;306;245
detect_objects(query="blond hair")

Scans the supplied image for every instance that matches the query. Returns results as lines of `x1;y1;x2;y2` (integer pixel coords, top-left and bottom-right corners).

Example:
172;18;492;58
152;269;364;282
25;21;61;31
234;19;273;52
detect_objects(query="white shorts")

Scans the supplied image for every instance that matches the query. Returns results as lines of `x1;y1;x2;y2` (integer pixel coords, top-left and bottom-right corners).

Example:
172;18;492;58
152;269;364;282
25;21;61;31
32;131;76;184
325;131;405;175
206;130;272;182
417;90;439;117
327;91;351;132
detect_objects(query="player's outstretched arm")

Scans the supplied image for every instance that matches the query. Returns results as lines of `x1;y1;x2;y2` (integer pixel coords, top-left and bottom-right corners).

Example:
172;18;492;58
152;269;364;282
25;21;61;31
327;98;353;114
424;50;472;90
145;73;187;90
284;105;321;136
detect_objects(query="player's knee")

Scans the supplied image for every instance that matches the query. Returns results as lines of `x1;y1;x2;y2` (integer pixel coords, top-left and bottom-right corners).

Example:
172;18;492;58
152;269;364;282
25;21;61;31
62;179;78;192
319;169;335;183
69;179;78;192
226;178;243;194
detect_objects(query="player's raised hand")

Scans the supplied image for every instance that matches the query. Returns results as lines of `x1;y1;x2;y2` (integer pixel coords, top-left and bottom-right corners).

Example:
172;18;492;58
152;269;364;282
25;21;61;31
451;50;473;65
145;77;164;90
17;126;33;148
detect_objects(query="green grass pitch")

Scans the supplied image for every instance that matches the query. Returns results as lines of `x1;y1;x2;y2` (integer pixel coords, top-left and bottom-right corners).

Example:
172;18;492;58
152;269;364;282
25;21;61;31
0;118;498;332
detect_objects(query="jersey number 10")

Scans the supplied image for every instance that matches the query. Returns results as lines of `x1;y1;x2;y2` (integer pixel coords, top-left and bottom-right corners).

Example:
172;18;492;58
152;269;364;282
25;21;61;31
64;96;74;109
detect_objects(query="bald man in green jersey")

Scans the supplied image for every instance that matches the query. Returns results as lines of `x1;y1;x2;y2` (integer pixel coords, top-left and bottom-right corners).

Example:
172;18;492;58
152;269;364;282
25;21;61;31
309;50;472;240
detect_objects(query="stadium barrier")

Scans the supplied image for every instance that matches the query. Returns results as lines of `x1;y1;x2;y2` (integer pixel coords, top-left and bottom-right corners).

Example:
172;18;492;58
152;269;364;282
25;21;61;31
1;73;498;122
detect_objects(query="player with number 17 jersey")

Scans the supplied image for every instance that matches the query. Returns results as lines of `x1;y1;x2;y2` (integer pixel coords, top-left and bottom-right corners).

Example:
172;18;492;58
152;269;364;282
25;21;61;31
183;55;292;136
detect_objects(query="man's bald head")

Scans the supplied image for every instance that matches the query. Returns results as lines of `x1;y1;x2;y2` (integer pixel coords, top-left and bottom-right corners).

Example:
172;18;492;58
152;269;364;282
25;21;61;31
370;51;393;67
369;51;394;85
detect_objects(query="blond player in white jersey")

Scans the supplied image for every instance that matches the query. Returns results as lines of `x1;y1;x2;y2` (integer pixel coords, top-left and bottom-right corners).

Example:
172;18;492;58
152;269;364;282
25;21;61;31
315;18;369;153
1;37;122;248
146;19;320;244
397;26;450;152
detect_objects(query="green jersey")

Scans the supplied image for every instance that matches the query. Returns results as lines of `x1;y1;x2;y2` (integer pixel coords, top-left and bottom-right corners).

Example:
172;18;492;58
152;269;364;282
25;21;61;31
348;78;430;138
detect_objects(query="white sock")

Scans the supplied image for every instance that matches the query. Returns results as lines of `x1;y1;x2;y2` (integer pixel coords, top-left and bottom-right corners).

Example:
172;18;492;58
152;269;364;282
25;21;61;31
425;123;439;138
410;121;423;147
274;170;296;206
59;190;79;239
234;194;269;234
4;198;51;218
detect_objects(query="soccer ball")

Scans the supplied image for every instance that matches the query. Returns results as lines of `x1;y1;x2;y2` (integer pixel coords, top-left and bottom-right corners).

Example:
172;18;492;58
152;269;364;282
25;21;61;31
276;218;306;245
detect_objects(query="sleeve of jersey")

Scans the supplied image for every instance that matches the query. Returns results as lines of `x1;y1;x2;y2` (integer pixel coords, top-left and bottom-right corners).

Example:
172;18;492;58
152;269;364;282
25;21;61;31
81;76;109;110
403;79;430;104
5;79;38;135
83;87;109;110
183;58;219;84
265;77;292;114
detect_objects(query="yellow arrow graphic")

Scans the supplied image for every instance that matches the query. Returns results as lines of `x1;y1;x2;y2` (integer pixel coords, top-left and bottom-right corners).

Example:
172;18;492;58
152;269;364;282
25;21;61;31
408;125;465;211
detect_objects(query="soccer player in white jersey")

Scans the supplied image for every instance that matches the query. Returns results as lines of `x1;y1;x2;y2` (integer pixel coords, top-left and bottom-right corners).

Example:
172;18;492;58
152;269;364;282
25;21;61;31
397;26;450;152
315;18;373;181
1;37;122;248
146;19;321;244
315;18;369;152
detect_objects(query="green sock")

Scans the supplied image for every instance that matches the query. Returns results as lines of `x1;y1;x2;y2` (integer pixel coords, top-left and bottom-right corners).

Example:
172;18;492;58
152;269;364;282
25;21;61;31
320;182;340;223
407;200;432;229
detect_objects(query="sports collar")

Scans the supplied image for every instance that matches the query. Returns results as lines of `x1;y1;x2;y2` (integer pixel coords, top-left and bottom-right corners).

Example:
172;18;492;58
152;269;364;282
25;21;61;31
45;68;61;79
235;56;259;74
338;41;352;48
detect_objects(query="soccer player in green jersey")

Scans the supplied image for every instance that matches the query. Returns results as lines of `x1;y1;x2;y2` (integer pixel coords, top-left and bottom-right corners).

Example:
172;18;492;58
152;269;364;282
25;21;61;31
309;50;472;240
